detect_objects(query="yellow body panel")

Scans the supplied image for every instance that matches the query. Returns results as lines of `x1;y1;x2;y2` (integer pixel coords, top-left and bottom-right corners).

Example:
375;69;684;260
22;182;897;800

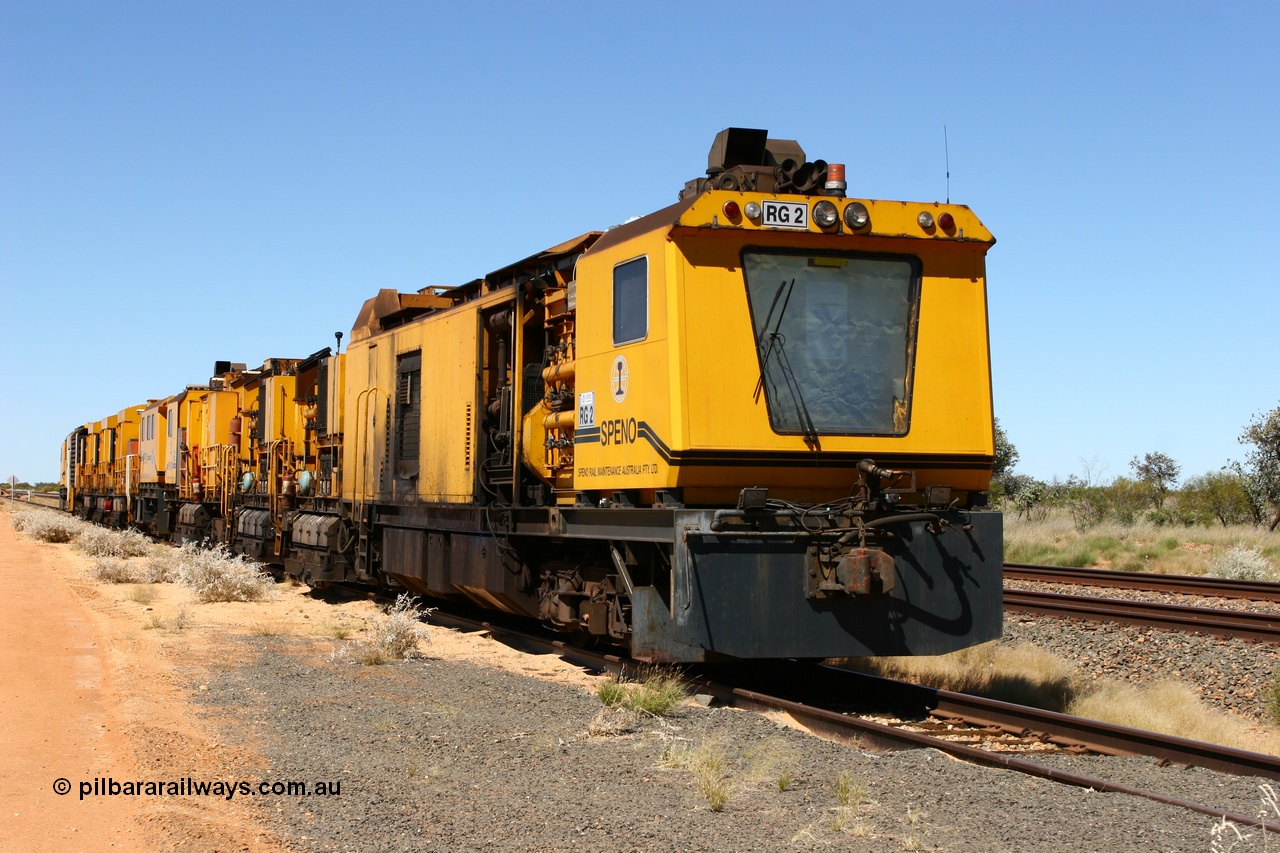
417;311;478;500
568;190;996;503
138;398;171;486
111;405;141;496
163;398;184;488
342;303;483;503
259;376;301;446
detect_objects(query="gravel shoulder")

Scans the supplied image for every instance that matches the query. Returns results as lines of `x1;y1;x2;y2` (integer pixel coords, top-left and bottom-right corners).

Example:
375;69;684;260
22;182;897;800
207;636;1276;853
9;519;1280;852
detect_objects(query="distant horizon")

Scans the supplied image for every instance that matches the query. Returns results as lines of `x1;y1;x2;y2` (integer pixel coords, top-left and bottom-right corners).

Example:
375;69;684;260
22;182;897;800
4;2;1278;485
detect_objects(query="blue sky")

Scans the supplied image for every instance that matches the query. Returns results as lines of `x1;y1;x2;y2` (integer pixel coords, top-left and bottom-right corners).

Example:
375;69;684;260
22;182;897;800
2;2;1277;486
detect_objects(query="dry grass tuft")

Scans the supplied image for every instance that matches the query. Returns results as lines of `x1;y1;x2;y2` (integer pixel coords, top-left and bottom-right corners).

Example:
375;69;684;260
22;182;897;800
1005;510;1280;575
76;526;151;558
657;739;732;811
597;666;687;717
174;542;274;602
319;618;358;640
831;770;866;808
143;606;192;632
695;755;730;811
343;593;430;665
626;666;688;716
139;550;181;584
856;642;1280;754
91;557;139;583
739;737;798;792
854;641;1079;711
902;805;926;851
1208;545;1276;580
126;585;158;605
596;676;628;707
12;509;85;543
1068;681;1280;754
587;705;642;737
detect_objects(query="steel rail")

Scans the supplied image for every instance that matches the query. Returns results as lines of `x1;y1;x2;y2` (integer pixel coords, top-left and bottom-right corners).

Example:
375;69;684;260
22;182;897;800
830;668;1280;780
421;609;1280;832
1005;561;1280;603
1004;589;1280;643
1;490;61;507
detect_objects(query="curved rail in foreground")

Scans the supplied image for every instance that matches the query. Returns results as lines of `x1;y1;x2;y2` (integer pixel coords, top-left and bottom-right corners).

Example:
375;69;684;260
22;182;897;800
1003;589;1280;644
421;608;1280;833
1005;562;1280;603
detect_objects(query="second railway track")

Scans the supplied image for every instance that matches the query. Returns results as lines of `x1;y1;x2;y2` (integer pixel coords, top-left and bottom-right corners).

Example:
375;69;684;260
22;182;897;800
1006;561;1280;603
1002;588;1280;644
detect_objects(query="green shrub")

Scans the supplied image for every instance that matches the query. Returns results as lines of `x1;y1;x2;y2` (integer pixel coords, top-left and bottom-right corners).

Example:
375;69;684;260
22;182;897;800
1268;678;1280;726
597;677;627;707
1147;507;1196;528
1003;541;1058;565
622;666;688;716
596;667;688;716
1059;546;1097;568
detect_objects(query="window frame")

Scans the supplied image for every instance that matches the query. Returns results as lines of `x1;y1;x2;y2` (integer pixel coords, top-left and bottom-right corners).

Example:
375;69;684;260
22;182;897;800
612;255;649;346
740;247;923;439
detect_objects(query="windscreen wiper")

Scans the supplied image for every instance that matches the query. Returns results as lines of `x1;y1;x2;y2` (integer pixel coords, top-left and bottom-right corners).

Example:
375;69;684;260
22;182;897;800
754;279;794;399
753;279;819;444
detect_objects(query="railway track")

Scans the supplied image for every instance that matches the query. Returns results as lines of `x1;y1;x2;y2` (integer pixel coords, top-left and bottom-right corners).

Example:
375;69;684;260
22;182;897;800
1004;561;1280;642
1006;561;1280;603
2;490;61;508
1002;588;1280;643
421;606;1280;833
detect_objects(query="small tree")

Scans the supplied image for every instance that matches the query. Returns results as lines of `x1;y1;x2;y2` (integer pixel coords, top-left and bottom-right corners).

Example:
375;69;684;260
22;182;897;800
1238;406;1280;531
1104;476;1150;526
1004;474;1049;520
1130;452;1180;509
993;418;1019;481
1179;471;1253;527
1062;472;1108;530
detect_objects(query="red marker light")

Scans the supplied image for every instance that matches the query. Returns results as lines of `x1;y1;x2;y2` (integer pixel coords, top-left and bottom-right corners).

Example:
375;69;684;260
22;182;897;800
938;212;956;231
723;201;741;219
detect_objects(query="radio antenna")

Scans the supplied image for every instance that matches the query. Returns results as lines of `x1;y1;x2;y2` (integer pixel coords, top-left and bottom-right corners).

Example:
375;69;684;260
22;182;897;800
944;125;951;204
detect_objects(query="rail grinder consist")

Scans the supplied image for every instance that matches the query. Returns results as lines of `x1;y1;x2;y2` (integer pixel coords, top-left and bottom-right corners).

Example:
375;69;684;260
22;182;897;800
62;128;1002;662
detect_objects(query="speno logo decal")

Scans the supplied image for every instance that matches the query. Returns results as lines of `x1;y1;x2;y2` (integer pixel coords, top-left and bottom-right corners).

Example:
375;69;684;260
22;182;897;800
610;356;628;402
600;417;637;447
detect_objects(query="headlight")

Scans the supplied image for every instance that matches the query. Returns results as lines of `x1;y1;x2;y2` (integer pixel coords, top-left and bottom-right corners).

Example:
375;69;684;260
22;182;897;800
917;211;935;229
844;202;870;230
813;200;839;229
744;201;761;221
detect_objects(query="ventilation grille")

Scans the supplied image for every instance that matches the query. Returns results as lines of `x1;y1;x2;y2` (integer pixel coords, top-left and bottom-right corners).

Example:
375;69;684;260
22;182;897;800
464;403;473;471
